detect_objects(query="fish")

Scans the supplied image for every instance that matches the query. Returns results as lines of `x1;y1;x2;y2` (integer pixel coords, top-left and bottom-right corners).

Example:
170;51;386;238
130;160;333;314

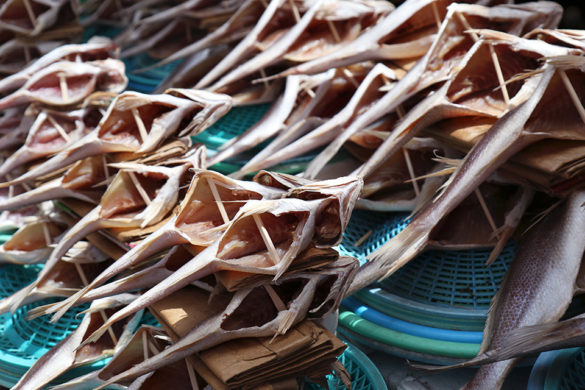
0;90;231;188
348;47;585;295
0;0;69;36
0;155;109;212
0;38;62;75
302;2;563;178
132;0;250;72
0;107;30;151
0;106;100;179
11;155;203;312
91;256;359;388
12;297;144;390
45;169;286;320
72;176;361;344
275;0;560;78
0;219;65;264
237;63;398;176
206;0;393;92
0;58;127;110
0;242;111;314
0;37;118;94
416;190;585;389
50;325;179;390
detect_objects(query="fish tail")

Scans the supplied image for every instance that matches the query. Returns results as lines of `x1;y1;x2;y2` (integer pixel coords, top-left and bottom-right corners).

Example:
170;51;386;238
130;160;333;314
346;222;429;296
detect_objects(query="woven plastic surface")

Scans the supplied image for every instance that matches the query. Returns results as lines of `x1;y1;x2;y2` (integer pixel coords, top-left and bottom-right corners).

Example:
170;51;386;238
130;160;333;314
339;210;515;310
124;54;181;93
305;343;387;390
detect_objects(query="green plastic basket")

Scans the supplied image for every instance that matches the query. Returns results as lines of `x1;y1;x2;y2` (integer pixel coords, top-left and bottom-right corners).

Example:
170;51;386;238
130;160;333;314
306;342;387;390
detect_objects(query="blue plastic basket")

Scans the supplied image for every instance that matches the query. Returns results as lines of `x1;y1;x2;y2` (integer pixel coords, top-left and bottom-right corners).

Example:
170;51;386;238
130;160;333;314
306;341;388;390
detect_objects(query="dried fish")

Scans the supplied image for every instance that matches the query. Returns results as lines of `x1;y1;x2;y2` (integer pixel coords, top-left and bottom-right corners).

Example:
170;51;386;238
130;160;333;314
416;190;585;389
0;37;118;94
0;59;127;110
89;256;358;388
0;90;230;187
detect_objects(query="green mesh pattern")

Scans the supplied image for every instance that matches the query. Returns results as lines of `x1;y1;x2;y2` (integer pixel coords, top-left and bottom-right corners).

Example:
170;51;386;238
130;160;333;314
559;349;585;390
339;210;515;309
124;53;181;93
193;104;271;150
305;343;387;390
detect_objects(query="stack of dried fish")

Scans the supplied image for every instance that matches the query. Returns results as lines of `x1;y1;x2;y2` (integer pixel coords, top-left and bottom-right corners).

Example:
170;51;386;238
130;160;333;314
0;0;84;77
6;0;585;388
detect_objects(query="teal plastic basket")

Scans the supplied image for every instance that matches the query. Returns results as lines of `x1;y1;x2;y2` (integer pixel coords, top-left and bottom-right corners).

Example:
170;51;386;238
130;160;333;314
529;347;585;390
339;210;515;331
306;342;387;390
0;263;107;387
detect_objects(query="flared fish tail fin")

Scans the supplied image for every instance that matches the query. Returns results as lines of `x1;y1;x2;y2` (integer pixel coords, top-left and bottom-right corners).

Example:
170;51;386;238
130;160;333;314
345;222;430;297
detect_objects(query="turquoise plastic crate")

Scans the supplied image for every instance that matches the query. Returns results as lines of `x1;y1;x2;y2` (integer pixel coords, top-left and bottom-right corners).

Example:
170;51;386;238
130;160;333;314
529;348;585;390
306;342;387;390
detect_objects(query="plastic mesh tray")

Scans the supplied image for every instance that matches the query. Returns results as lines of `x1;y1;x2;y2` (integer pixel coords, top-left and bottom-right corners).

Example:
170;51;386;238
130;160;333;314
339;210;515;309
306;342;387;390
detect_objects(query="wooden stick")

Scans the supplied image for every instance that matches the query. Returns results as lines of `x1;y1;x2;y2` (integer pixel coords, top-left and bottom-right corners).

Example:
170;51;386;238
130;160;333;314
253;214;280;265
431;2;442;30
142;331;148;361
474;189;500;240
74;263;119;345
488;44;510;106
22;0;38;29
185;358;200;390
102;155;110;182
402;148;420;197
288;0;301;23
24;46;31;64
42;222;52;247
343;68;359;88
456;12;479;42
327;20;341;43
46;114;71;142
206;178;230;224
354;230;372;247
131;108;149;143
264;284;286;311
559;69;585;127
128;171;152;205
259;68;270;90
58;73;69;102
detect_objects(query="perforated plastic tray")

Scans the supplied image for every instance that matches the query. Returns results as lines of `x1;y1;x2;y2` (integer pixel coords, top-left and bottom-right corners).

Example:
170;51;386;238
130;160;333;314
338;210;515;331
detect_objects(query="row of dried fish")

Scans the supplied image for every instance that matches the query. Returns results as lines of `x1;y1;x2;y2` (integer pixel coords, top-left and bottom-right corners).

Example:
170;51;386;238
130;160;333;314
0;36;367;388
136;0;585;388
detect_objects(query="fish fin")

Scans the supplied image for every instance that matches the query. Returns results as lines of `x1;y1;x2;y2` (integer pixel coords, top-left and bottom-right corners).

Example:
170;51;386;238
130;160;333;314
26;302;58;320
114;94;152;111
347;222;430;296
480;277;506;354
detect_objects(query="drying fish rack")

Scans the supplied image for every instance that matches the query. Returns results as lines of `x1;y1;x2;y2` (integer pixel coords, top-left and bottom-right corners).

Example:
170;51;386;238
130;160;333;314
528;347;585;390
337;210;516;364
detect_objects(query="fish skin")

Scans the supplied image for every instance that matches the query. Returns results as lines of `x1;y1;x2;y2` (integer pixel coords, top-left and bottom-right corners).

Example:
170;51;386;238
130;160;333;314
461;189;585;389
